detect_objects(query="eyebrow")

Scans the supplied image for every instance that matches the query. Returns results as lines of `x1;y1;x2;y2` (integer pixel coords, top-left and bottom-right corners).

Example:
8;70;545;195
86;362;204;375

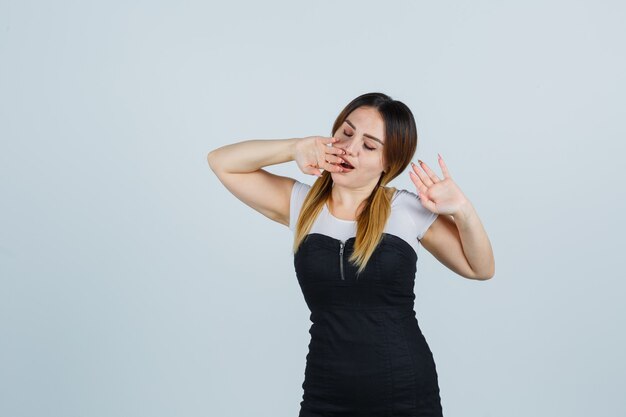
344;119;384;146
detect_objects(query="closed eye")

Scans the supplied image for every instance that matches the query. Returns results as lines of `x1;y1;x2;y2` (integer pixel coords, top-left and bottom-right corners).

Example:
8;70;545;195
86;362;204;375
343;130;376;151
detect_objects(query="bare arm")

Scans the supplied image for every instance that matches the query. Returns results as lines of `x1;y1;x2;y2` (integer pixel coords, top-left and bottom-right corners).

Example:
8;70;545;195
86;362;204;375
207;138;300;227
421;208;495;281
448;201;495;279
208;138;300;173
410;157;495;280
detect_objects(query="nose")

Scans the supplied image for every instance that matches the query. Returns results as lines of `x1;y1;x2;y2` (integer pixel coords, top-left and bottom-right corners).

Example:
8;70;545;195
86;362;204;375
339;135;359;156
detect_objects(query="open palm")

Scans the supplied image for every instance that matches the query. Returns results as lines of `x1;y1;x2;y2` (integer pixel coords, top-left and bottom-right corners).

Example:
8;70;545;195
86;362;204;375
409;154;469;216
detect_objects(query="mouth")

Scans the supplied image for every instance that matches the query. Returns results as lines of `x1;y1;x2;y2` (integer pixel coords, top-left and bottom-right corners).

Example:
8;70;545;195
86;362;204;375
339;158;355;171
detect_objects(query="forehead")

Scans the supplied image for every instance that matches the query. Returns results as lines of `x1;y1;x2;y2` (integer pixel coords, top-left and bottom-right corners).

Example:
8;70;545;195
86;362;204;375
345;107;385;142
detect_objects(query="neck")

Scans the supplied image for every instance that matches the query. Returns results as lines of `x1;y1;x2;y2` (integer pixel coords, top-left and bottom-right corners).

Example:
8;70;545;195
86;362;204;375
329;183;378;215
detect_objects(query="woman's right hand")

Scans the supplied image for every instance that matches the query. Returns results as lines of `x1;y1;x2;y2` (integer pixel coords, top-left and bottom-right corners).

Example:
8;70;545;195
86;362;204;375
294;136;347;177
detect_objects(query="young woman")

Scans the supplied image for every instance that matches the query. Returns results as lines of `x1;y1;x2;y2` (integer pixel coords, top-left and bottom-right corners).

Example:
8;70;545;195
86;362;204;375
208;92;495;416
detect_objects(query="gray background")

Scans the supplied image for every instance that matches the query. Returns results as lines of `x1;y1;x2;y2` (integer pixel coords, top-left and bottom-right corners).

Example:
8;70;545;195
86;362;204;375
1;1;624;416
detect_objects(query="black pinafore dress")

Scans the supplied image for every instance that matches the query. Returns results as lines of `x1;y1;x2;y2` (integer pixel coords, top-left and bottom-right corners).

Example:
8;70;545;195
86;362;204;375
295;232;443;417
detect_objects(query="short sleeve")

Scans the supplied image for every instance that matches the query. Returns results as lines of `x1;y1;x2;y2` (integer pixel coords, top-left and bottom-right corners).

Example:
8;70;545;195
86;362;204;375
395;189;439;241
289;180;311;232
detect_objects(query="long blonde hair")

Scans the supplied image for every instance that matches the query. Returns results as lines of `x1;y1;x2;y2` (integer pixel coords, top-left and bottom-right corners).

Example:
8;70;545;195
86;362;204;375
292;92;419;277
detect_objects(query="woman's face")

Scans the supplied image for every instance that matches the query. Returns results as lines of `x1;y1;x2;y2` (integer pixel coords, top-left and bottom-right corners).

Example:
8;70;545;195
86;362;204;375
331;106;387;188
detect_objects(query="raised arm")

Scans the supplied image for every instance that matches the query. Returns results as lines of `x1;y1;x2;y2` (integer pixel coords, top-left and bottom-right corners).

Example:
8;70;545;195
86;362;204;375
409;156;495;280
207;138;299;227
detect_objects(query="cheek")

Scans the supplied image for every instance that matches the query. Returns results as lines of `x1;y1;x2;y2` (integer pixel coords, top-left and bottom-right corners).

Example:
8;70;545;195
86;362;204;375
375;154;385;169
361;156;383;171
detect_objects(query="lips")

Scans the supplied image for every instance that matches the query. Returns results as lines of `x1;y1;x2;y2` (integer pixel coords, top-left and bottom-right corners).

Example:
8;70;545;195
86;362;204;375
339;157;355;170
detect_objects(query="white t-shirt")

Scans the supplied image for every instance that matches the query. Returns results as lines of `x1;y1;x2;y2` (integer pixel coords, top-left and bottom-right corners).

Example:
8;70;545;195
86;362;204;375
289;180;439;257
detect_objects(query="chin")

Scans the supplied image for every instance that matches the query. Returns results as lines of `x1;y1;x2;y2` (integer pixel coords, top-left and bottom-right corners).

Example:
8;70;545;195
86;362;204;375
330;172;350;179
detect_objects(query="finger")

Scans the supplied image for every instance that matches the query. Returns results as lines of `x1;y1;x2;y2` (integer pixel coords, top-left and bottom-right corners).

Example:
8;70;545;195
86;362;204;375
324;137;342;156
411;162;434;187
329;154;347;164
409;172;437;211
409;170;428;195
417;159;441;183
327;146;346;156
417;190;437;213
322;157;344;173
306;163;323;177
438;153;451;178
309;167;322;177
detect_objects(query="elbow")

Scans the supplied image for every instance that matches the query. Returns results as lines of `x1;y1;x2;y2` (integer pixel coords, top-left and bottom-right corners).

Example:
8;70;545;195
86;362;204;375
477;265;495;281
467;262;495;281
207;150;220;171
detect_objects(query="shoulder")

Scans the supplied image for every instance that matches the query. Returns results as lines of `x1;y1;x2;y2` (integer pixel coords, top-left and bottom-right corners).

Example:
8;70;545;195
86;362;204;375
392;188;439;239
291;179;311;202
289;180;312;231
392;188;421;206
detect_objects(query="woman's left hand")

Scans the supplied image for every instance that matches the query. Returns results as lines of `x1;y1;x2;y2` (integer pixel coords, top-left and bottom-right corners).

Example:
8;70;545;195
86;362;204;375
409;154;470;216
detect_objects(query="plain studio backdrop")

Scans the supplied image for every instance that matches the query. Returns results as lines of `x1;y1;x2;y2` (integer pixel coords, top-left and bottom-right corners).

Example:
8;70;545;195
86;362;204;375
1;1;624;416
